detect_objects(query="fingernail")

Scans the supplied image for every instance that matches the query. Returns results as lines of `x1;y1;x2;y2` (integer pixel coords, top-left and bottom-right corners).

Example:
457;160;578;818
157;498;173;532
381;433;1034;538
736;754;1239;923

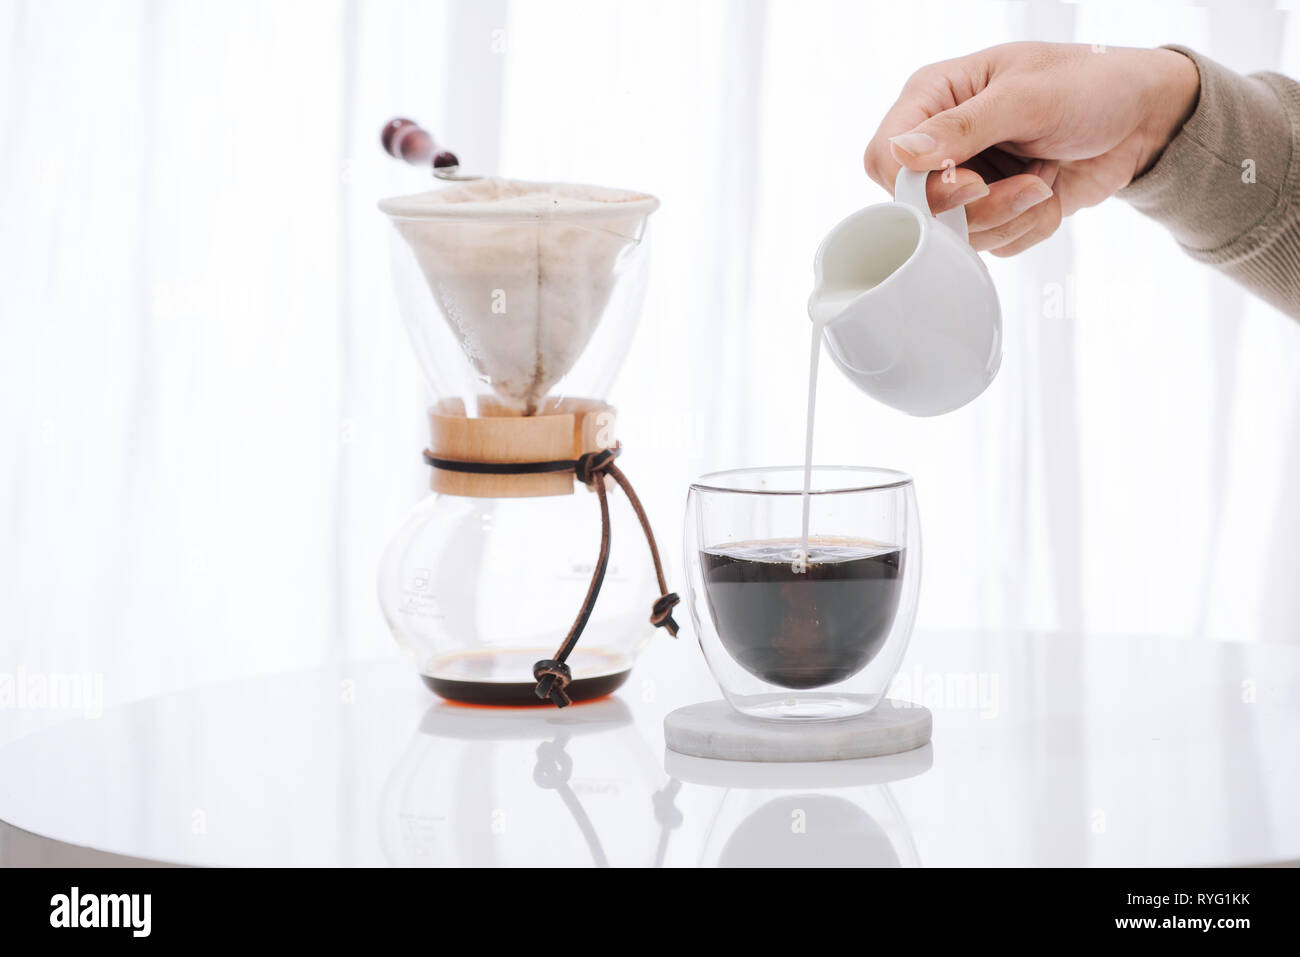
889;132;938;157
948;182;991;206
1012;180;1053;214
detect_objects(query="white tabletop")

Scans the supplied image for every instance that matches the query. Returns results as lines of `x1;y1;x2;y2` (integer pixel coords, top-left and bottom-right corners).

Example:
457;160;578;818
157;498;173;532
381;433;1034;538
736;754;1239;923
0;629;1296;867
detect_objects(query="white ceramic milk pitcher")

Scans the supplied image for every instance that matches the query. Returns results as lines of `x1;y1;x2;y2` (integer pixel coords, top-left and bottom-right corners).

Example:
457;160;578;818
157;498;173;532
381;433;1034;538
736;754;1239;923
809;167;1002;417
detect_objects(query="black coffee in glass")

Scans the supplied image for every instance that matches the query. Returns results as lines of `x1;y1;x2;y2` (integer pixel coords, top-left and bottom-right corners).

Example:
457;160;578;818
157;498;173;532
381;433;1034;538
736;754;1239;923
699;538;905;690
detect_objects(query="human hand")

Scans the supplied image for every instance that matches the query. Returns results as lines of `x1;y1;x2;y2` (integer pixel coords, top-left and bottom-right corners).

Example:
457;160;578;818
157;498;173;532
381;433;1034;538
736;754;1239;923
863;42;1199;256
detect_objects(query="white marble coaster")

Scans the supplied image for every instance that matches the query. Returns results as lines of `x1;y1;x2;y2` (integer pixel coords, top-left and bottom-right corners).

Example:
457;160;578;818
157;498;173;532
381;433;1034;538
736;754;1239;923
663;698;931;763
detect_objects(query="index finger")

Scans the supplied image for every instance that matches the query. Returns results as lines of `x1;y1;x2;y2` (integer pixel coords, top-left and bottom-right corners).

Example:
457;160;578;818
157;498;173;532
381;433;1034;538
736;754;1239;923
864;94;935;195
863;95;990;213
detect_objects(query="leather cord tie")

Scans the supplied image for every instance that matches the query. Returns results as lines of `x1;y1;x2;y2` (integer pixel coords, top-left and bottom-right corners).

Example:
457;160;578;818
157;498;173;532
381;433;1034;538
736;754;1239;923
532;659;573;709
650;593;681;633
535;447;680;707
424;443;679;708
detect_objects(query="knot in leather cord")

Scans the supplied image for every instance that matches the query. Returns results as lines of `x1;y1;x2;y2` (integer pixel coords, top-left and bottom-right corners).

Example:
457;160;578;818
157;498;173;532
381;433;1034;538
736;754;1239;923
532;659;573;708
574;448;617;488
650;592;681;636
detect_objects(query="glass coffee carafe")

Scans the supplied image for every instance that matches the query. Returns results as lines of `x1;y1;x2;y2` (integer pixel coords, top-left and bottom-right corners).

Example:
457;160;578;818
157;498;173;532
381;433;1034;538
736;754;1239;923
378;179;675;707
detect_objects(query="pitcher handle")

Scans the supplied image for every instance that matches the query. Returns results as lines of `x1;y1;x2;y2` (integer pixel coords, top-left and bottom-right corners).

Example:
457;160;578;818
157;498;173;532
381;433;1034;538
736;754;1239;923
894;167;969;244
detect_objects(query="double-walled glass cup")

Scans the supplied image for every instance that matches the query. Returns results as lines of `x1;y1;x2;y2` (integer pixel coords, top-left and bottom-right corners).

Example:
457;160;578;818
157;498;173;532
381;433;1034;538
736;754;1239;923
684;467;920;720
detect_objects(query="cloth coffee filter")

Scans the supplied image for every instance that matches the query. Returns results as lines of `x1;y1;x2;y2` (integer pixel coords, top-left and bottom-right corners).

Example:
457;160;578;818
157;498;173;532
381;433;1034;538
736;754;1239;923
380;178;659;414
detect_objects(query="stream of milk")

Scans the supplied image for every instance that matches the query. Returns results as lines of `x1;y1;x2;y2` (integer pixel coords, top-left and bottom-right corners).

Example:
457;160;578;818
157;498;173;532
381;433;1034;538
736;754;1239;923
794;316;829;574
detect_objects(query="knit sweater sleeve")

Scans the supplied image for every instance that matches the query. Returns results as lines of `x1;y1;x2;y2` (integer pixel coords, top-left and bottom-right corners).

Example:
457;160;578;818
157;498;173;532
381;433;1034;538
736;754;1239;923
1118;45;1300;318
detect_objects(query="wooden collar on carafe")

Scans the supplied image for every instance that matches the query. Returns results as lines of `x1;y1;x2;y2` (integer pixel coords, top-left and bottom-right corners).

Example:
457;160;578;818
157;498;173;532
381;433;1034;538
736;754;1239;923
425;397;618;498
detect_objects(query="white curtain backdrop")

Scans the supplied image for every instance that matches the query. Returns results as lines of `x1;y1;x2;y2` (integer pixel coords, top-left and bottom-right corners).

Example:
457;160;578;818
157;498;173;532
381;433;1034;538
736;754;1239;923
2;0;1298;709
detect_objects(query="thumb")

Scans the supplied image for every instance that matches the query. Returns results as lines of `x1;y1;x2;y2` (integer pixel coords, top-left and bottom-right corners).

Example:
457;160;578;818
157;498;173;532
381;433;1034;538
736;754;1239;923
888;87;1020;170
